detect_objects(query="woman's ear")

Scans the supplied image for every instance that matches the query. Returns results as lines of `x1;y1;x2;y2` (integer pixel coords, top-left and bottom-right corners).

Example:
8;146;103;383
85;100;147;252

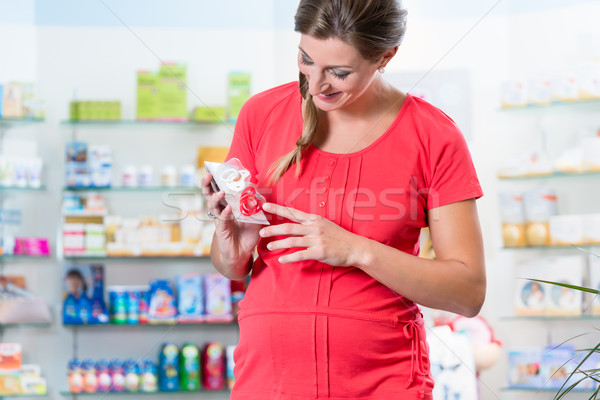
379;46;399;69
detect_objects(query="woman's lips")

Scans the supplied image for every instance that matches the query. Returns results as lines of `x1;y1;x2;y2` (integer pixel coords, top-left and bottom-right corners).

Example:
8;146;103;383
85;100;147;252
317;92;342;101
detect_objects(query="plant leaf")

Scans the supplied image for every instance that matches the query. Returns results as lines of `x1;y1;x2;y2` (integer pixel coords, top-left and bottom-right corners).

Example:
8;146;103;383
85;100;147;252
527;279;600;295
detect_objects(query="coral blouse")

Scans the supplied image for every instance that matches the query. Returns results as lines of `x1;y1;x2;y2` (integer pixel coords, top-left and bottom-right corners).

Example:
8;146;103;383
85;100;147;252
226;82;483;400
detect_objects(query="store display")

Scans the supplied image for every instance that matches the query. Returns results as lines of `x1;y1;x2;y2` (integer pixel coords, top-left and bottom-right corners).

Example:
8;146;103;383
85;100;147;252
62;264;109;325
69;100;121;121
192;106;226;123
180;343;200;391
0;276;52;325
177;273;204;323
158;343;180;392
500;66;600;109
148;279;177;324
227;71;251;122
523;188;558;246
514;256;584;316
137;71;160;121
202;342;225;390
0;156;44;188
158;62;188;122
0;344;47;396
507;348;543;389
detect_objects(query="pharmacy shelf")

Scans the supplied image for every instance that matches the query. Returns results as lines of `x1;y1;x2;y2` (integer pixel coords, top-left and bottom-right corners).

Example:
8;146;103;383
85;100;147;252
0;323;52;329
501;315;600;322
59;390;230;396
0;394;47;398
498;171;600;181
0;254;52;259
0;186;46;192
499;98;600;111
64;321;236;328
502;244;598;250
0;117;45;125
63;186;199;192
63;255;210;261
60;120;234;128
501;386;595;393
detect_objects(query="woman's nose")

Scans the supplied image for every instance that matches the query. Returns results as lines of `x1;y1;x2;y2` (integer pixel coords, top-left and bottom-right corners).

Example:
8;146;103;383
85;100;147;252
308;72;330;97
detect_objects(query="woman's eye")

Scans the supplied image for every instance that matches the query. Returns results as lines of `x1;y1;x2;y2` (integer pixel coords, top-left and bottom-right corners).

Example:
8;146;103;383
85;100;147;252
300;56;313;66
332;70;350;80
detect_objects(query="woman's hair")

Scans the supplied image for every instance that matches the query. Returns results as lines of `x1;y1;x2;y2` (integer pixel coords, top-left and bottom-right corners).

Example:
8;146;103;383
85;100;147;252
268;0;407;183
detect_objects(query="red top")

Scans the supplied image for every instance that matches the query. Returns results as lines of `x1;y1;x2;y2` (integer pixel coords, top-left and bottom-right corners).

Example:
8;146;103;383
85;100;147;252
226;82;483;400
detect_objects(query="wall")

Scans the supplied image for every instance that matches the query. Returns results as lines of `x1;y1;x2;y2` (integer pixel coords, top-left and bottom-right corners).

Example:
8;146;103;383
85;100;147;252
1;1;600;399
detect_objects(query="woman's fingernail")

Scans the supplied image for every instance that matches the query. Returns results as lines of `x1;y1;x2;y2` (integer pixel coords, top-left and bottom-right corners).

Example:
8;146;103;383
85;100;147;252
259;229;265;237
267;242;272;250
262;203;271;211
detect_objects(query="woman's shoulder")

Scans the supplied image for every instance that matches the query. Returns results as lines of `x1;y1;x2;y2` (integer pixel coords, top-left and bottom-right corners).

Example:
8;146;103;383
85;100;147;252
405;95;458;129
244;81;300;111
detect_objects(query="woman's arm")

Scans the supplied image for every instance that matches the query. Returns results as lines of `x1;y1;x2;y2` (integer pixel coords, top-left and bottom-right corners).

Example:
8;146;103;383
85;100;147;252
351;199;486;317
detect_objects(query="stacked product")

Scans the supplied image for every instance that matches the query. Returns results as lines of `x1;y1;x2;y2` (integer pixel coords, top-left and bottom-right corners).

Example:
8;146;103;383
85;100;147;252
0;209;50;257
69;101;121;121
136;63;187;122
500;65;600;108
514;255;584;317
0;156;43;188
67;358;157;393
107;272;237;325
65;142;112;189
0;343;47;395
0;82;45;120
67;342;235;393
500;188;600;247
507;344;598;391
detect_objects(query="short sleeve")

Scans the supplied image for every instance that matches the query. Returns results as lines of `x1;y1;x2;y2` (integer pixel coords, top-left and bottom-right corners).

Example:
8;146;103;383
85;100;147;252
425;116;483;210
225;100;259;183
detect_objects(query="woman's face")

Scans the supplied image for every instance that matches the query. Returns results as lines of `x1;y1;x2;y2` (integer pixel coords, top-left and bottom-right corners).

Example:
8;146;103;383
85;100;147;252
297;34;381;112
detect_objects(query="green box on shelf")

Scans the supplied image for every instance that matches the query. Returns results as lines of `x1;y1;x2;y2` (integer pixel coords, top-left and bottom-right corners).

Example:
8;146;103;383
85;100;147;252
158;62;188;121
69;101;78;121
192;106;226;123
227;72;251;123
137;71;160;121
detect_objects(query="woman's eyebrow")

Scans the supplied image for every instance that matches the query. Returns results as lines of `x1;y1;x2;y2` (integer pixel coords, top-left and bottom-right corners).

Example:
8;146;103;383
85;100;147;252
298;46;352;69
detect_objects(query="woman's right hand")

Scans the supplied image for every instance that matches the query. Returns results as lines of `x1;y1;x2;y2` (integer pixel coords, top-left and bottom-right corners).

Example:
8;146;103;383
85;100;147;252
201;173;262;276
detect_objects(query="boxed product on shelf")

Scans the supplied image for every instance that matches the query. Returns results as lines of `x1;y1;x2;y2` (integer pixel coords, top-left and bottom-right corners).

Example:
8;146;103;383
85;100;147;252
500;80;527;108
523;188;558;246
202;342;226;390
158;62;187;122
192;106;226;122
544;255;584;316
69;101;121;121
589;248;600;315
62;264;108;325
227;71;251;122
65;141;90;188
514;261;547;316
571;352;600;391
584;215;600;244
148;279;177;324
180;343;200;391
197;146;230;168
13;237;49;256
137;70;160;121
88;145;112;188
499;191;526;247
1;83;23;118
540;344;577;389
0;343;22;371
549;215;585;246
203;273;233;322
0;276;52;325
577;64;600;100
0;156;43;188
583;135;600;171
226;345;235;390
507;347;543;388
550;73;579;102
526;76;552;106
177;273;204;323
158;343;180;392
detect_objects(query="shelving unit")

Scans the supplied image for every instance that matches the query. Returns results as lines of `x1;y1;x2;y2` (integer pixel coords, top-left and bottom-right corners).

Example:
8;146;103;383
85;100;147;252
59;390;230;397
498;96;600;395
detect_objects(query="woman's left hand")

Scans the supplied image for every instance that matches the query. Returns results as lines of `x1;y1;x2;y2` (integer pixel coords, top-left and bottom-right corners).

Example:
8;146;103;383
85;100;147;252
259;202;364;267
